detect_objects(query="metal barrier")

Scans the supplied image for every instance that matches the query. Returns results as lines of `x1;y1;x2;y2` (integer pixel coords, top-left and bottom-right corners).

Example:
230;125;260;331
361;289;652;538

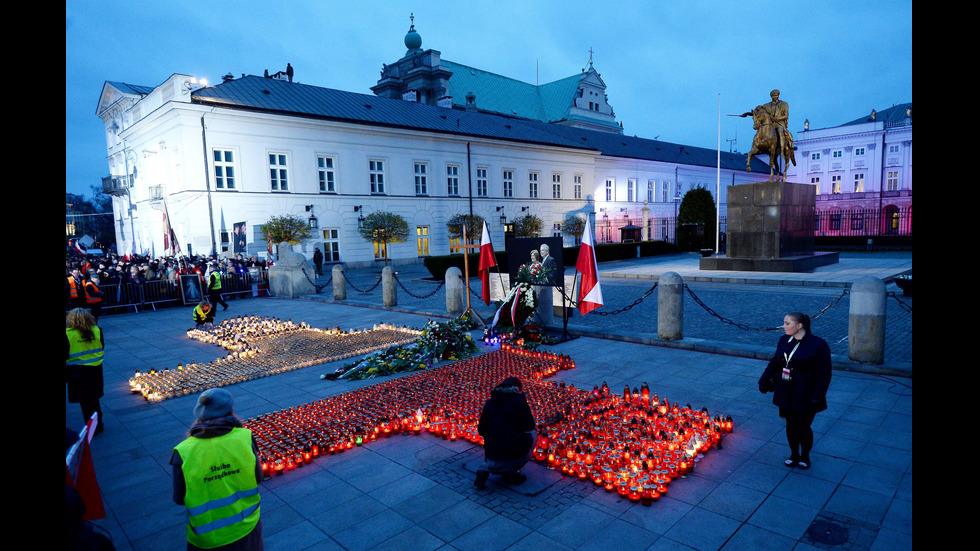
71;270;270;314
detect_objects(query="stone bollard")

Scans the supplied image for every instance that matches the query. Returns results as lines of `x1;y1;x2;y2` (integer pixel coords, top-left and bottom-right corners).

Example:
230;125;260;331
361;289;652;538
445;267;464;315
658;272;683;340
382;266;397;307
848;276;886;364
332;265;346;300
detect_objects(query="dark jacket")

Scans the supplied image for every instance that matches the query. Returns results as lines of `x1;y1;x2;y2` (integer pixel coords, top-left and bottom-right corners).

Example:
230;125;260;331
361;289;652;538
477;386;536;461
759;333;832;416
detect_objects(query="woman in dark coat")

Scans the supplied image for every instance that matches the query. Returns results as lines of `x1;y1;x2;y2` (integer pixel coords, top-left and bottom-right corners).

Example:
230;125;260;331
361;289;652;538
475;377;536;489
758;312;832;469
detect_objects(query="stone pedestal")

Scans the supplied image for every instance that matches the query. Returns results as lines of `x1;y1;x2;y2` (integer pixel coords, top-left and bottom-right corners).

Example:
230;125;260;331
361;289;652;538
701;181;838;272
268;242;316;298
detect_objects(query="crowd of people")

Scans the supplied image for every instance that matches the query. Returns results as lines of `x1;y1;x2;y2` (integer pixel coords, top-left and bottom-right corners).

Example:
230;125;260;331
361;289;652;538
65;251;274;316
66;251;271;288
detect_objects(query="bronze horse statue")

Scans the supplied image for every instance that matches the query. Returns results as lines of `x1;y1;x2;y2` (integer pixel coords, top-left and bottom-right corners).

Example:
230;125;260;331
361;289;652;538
744;105;796;181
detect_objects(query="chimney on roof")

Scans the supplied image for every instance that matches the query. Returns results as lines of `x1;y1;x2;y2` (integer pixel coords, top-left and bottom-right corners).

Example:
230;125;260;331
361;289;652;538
222;73;234;83
465;91;477;112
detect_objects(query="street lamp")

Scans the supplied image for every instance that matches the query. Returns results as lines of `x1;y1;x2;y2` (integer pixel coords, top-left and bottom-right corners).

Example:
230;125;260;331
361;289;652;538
306;205;318;229
496;206;506;225
354;205;365;229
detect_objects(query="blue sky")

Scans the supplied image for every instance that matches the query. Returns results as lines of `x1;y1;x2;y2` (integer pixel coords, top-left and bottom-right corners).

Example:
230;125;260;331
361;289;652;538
66;0;912;198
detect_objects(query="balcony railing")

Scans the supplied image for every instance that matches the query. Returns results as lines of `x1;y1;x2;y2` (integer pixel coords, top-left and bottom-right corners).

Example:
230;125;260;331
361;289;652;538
102;174;133;196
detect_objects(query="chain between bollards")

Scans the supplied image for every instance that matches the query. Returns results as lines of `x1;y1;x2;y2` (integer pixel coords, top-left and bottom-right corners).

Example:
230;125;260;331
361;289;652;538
392;272;445;299
346;275;383;294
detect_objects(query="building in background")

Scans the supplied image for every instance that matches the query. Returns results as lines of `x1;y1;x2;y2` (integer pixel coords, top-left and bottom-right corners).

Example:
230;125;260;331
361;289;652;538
786;103;912;238
95;21;769;265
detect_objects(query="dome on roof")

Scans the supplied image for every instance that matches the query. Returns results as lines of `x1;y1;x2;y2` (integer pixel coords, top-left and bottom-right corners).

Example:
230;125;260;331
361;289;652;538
405;25;422;51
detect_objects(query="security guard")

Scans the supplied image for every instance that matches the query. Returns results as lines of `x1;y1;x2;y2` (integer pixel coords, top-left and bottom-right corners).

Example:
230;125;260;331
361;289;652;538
193;300;216;327
66;268;87;309
207;263;229;311
172;388;263;550
83;273;104;322
65;308;105;433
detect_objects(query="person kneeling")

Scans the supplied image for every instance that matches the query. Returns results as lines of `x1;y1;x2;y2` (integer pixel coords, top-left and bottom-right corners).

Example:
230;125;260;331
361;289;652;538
193;300;216;327
475;377;536;489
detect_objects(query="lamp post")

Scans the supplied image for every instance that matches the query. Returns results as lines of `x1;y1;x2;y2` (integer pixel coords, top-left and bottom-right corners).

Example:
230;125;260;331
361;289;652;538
306;205;318;229
355;206;364;229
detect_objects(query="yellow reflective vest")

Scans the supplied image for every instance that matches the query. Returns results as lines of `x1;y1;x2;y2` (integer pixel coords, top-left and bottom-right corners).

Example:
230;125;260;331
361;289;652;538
66;327;103;366
174;428;260;548
209;271;222;291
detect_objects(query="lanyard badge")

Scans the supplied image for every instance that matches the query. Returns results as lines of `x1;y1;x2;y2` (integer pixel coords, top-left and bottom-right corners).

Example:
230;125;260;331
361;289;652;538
782;337;801;381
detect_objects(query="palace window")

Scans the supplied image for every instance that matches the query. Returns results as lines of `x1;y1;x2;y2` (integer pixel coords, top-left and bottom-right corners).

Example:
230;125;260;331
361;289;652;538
853;173;864;193
213;149;236;189
477;166;488;197
321;228;340;262
447;164;460;196
317;155;336;193
369;159;385;194
503;170;513;198
269;153;288;191
416;226;429;256
414;162;428;195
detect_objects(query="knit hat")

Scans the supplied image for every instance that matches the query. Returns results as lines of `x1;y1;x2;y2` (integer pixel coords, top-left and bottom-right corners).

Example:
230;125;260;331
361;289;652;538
194;388;235;420
497;376;522;390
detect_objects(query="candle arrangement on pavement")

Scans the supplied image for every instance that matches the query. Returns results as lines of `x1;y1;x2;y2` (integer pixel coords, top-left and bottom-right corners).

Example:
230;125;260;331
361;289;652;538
128;316;421;402
245;343;733;505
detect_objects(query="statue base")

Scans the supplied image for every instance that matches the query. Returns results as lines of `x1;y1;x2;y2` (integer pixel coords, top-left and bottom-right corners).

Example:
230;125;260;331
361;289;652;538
701;180;838;273
699;252;839;272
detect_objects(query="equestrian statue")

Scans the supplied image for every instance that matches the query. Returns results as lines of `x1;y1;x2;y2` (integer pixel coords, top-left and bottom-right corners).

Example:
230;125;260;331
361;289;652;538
740;89;797;181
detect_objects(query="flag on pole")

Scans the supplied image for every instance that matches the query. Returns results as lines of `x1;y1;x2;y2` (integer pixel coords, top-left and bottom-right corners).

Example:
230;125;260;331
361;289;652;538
65;413;105;520
162;202;181;255
478;220;497;305
575;219;603;315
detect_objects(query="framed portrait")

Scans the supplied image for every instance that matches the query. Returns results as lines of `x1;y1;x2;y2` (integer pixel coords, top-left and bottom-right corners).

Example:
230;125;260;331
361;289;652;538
180;274;204;305
505;236;563;286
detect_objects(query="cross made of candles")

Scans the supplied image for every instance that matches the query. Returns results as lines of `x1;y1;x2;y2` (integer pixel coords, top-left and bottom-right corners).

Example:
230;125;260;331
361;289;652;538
245;342;733;506
128;316;422;402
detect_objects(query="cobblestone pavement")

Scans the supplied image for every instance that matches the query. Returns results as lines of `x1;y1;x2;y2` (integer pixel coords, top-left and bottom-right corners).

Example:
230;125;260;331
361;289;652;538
70;252;911;550
309;252;912;372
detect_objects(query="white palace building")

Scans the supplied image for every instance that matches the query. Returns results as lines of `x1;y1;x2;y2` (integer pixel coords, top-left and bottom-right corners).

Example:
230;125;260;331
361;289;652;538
96;21;775;266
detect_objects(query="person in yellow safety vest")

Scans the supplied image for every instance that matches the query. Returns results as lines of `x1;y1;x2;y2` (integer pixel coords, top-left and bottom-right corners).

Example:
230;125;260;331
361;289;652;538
65;308;105;434
171;388;264;550
83;273;104;322
194;300;216;327
207;263;229;311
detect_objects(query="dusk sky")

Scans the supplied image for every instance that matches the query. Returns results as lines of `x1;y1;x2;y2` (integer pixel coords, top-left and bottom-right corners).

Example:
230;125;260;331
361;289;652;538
66;0;912;198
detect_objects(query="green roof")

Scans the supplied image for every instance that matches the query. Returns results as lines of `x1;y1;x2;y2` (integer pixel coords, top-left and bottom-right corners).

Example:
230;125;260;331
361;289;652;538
441;60;589;125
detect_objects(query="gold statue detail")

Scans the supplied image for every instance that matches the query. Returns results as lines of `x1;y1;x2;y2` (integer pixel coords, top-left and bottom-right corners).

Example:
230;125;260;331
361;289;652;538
741;89;797;181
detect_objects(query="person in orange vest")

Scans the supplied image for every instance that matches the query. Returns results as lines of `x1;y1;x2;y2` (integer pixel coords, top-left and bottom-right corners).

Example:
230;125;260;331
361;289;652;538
171;388;264;550
65;308;105;434
66;268;87;310
83;272;104;322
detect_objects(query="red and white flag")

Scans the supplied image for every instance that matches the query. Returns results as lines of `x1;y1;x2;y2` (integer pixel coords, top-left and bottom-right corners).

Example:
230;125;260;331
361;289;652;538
162;202;181;255
575;219;603;315
478;220;497;305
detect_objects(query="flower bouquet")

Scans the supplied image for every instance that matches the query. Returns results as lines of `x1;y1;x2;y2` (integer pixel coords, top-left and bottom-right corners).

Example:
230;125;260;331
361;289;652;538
323;318;480;380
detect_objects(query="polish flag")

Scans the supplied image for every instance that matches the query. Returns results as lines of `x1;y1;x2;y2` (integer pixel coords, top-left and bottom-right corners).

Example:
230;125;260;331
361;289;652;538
478;220;496;305
575;219;603;315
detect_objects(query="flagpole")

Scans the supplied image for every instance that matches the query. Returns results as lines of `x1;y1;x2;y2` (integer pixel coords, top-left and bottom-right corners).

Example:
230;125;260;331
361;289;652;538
716;92;721;254
460;223;486;325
